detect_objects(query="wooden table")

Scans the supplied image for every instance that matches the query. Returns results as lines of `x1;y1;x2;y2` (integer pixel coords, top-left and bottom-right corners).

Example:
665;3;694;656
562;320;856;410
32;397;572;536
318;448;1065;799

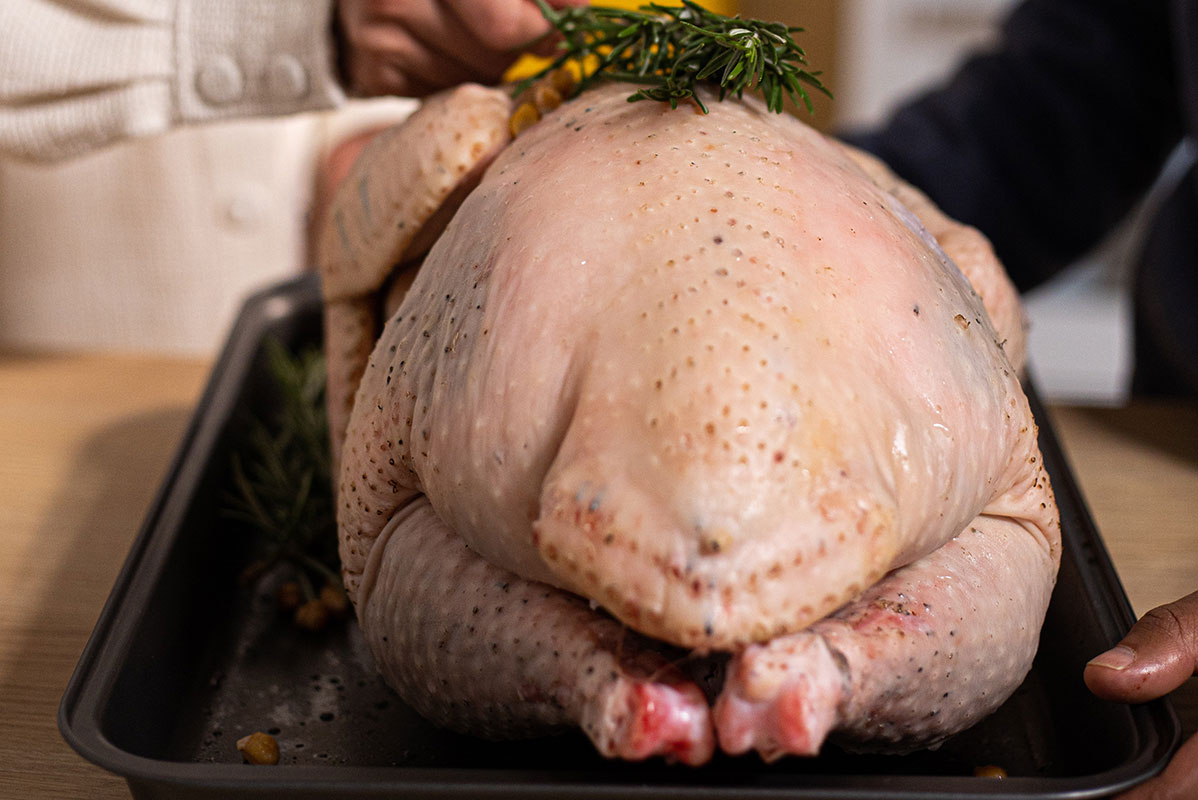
1;352;1195;797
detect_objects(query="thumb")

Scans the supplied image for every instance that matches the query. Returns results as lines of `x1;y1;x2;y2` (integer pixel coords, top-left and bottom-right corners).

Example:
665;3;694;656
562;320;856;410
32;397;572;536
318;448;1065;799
1085;591;1198;704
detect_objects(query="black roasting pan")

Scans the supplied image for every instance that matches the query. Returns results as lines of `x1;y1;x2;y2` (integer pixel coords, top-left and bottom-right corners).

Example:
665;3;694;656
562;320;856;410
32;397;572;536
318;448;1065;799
60;275;1180;799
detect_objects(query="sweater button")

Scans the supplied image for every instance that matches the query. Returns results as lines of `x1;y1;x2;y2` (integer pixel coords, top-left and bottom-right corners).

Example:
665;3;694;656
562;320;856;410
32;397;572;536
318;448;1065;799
267;55;310;101
196;56;244;105
224;185;268;230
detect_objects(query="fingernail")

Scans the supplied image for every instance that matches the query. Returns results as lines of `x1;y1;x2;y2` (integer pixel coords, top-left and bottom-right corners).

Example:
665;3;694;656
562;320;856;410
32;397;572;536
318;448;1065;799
1088;644;1136;670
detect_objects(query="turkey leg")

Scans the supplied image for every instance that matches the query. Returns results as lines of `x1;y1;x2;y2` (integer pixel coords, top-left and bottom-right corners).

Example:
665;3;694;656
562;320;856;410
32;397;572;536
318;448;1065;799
715;471;1059;760
354;494;716;764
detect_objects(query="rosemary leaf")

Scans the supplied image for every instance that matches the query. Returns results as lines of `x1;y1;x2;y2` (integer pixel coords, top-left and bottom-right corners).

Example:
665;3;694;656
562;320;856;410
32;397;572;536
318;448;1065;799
222;338;337;593
521;0;831;115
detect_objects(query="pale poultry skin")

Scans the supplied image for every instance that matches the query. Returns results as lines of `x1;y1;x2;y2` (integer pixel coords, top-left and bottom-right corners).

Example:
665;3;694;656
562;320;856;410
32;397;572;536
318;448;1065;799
327;82;1060;762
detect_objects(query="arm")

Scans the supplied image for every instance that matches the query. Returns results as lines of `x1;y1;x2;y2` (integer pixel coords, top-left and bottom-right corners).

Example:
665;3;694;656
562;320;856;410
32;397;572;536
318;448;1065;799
846;0;1183;290
0;0;344;161
0;0;581;163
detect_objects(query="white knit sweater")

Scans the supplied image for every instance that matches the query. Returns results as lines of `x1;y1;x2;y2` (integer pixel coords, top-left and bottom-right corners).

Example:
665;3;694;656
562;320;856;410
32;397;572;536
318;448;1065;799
0;0;418;354
0;0;345;161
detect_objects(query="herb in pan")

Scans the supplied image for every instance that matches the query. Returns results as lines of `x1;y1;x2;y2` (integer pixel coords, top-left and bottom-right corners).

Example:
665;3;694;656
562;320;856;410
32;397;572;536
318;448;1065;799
224;338;347;630
516;0;831;114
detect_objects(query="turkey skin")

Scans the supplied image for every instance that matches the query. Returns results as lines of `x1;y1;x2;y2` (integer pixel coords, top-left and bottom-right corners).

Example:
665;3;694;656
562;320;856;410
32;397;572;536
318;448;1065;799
327;81;1060;762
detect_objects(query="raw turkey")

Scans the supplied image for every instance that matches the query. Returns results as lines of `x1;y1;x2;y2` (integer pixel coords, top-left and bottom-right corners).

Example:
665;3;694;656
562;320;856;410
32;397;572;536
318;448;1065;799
318;80;1060;764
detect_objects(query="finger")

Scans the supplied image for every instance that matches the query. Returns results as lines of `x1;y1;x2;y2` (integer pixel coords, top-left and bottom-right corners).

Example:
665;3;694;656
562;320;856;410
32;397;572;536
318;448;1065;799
1085;591;1198;704
346;53;439;98
346;24;475;97
340;0;478;96
399;1;528;84
1116;733;1198;800
519;0;618;57
402;0;591;88
446;0;560;54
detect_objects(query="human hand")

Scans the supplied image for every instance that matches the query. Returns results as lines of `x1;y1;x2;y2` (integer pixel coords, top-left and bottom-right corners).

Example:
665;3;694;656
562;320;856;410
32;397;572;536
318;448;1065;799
1085;591;1198;800
336;0;588;98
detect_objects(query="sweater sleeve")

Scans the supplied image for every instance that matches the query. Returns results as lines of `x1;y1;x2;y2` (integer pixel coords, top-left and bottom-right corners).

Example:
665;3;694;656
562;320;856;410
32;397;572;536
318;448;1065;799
0;0;345;162
844;0;1184;290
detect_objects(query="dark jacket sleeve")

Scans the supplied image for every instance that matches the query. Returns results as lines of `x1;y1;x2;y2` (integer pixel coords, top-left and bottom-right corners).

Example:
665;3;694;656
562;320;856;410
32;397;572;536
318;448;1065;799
845;0;1184;290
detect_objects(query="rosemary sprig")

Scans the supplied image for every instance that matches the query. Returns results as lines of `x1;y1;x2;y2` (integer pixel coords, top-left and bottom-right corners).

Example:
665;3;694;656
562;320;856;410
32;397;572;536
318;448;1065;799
517;0;831;114
223;338;338;599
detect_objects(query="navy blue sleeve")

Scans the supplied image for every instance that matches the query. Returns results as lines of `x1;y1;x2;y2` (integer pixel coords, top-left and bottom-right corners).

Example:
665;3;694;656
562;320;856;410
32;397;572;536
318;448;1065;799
845;0;1183;290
